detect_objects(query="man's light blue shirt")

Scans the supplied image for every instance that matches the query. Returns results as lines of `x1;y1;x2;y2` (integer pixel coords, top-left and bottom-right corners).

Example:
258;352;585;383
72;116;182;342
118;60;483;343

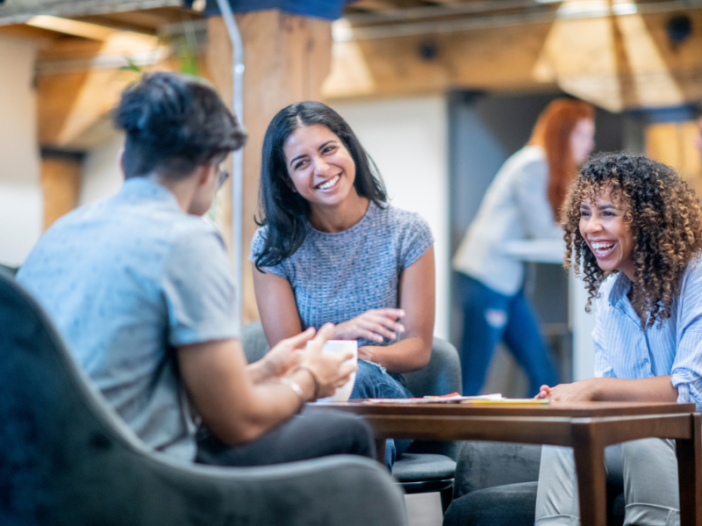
593;259;702;409
17;178;239;461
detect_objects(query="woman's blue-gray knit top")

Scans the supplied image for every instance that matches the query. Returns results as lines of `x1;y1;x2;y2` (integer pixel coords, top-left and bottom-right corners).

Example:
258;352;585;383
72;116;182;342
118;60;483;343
250;202;434;348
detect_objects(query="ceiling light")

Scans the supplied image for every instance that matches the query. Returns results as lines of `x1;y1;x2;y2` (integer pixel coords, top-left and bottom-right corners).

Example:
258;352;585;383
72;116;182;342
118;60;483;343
612;2;638;15
332;19;353;42
557;1;609;18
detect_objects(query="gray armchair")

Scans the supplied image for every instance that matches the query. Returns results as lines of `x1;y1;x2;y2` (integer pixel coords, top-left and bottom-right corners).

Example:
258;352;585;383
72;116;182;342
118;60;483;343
443;441;625;526
0;271;408;526
241;322;461;513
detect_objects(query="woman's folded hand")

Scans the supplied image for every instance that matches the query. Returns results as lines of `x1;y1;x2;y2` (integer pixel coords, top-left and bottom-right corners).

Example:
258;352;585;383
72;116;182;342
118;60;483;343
333;308;406;343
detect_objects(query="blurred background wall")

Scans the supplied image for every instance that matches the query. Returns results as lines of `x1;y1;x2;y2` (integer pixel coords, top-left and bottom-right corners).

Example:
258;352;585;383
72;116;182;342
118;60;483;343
0;36;42;267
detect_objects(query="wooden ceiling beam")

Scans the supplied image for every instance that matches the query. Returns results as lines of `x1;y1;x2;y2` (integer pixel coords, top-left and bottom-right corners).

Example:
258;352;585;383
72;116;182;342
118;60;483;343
36;29;169;149
70;14;158;35
324;9;702;111
75;7;201;34
324;19;556;99
26;15;116;41
0;23;60;40
345;0;425;13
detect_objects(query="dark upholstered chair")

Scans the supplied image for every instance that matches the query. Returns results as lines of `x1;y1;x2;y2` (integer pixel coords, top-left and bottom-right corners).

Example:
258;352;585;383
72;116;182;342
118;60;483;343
241;321;462;513
0;263;18;276
0;271;408;526
398;337;462;512
443;441;625;526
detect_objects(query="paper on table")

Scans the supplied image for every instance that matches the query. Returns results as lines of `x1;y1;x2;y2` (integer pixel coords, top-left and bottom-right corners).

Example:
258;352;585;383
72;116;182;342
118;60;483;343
364;393;503;404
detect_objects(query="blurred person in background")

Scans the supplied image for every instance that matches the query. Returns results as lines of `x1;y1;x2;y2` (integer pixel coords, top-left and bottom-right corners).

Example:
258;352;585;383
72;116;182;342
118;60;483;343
452;98;595;396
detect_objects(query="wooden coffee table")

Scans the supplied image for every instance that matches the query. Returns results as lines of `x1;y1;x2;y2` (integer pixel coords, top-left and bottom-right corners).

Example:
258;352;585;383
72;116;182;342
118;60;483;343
314;401;701;526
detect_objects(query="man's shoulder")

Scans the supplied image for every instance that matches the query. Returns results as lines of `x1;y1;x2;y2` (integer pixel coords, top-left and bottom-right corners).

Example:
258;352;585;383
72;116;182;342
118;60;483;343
168;217;227;255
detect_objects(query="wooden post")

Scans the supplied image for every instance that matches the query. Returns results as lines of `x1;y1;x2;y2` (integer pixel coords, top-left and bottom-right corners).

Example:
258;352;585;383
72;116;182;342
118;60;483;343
206;10;332;325
645;121;702;195
40;151;83;231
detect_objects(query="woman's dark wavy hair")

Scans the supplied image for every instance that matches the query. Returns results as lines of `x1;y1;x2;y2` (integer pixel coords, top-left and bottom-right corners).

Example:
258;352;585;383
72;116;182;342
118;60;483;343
562;152;702;328
113;72;246;179
254;101;387;270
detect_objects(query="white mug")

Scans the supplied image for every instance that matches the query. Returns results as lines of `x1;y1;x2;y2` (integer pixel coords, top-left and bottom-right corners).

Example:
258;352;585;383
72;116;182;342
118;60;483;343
306;340;358;403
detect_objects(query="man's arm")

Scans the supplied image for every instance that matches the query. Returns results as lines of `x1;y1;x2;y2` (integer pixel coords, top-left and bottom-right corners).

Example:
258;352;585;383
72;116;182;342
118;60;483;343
178;325;354;446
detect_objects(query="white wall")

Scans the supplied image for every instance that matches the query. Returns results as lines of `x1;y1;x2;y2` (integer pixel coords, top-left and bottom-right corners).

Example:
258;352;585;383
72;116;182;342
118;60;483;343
333;96;450;339
79;132;124;206
0;36;42;267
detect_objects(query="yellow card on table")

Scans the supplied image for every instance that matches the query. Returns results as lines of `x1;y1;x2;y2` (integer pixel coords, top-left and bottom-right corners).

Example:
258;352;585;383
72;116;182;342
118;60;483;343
462;398;550;405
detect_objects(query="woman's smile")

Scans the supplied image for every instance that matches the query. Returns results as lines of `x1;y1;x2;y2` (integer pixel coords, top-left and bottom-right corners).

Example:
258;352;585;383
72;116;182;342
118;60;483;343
315;174;341;191
589;240;617;258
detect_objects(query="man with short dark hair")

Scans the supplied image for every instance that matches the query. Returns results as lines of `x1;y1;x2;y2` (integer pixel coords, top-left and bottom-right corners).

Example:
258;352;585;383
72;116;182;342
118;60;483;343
18;72;374;467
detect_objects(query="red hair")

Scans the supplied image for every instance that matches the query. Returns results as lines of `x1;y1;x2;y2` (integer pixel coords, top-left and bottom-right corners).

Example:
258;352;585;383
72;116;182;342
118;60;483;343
528;99;594;220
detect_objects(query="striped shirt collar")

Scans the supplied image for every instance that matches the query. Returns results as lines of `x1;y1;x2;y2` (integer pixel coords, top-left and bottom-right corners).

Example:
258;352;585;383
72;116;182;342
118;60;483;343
605;272;641;327
607;272;631;307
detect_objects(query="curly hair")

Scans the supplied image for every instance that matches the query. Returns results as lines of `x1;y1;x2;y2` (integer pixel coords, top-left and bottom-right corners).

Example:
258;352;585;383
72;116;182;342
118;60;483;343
562;153;702;327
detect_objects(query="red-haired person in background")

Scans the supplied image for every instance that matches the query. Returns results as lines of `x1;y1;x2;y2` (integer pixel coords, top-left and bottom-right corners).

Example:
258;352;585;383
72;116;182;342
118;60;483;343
452;99;595;396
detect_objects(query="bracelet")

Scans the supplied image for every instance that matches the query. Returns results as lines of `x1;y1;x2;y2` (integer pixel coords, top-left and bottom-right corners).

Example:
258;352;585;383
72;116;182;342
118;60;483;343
279;377;306;413
294;365;321;401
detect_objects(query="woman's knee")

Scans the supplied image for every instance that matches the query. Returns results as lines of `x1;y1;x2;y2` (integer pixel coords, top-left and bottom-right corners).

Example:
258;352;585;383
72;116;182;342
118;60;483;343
621;438;675;466
351;360;408;399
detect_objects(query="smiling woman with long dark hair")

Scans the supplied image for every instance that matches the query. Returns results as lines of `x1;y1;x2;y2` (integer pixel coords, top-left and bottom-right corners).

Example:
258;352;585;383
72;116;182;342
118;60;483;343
250;101;436;467
535;153;702;526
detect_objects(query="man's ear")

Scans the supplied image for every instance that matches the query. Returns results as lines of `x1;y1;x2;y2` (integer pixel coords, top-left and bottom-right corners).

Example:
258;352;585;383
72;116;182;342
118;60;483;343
198;163;216;187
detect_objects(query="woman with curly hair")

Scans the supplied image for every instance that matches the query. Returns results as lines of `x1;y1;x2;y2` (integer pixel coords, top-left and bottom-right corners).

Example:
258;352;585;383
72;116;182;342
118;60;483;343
535;152;702;526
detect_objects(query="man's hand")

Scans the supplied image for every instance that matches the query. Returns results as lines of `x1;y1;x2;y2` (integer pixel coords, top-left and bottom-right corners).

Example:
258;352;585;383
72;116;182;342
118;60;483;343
333;309;405;343
297;323;357;399
249;328;316;383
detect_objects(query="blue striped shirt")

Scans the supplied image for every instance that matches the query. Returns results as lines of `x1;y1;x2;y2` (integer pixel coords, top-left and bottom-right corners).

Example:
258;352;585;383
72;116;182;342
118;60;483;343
593;258;702;409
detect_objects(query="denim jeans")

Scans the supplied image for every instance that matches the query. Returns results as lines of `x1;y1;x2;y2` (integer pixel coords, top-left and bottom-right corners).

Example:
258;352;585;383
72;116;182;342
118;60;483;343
351;359;413;469
458;273;558;397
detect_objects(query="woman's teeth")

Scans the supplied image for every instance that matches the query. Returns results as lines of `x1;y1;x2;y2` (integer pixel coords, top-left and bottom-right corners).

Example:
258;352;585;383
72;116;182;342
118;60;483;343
591;241;616;257
318;175;340;190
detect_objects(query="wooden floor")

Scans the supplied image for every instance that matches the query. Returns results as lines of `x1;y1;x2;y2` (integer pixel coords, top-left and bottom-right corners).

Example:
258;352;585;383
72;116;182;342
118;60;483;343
405;493;444;526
